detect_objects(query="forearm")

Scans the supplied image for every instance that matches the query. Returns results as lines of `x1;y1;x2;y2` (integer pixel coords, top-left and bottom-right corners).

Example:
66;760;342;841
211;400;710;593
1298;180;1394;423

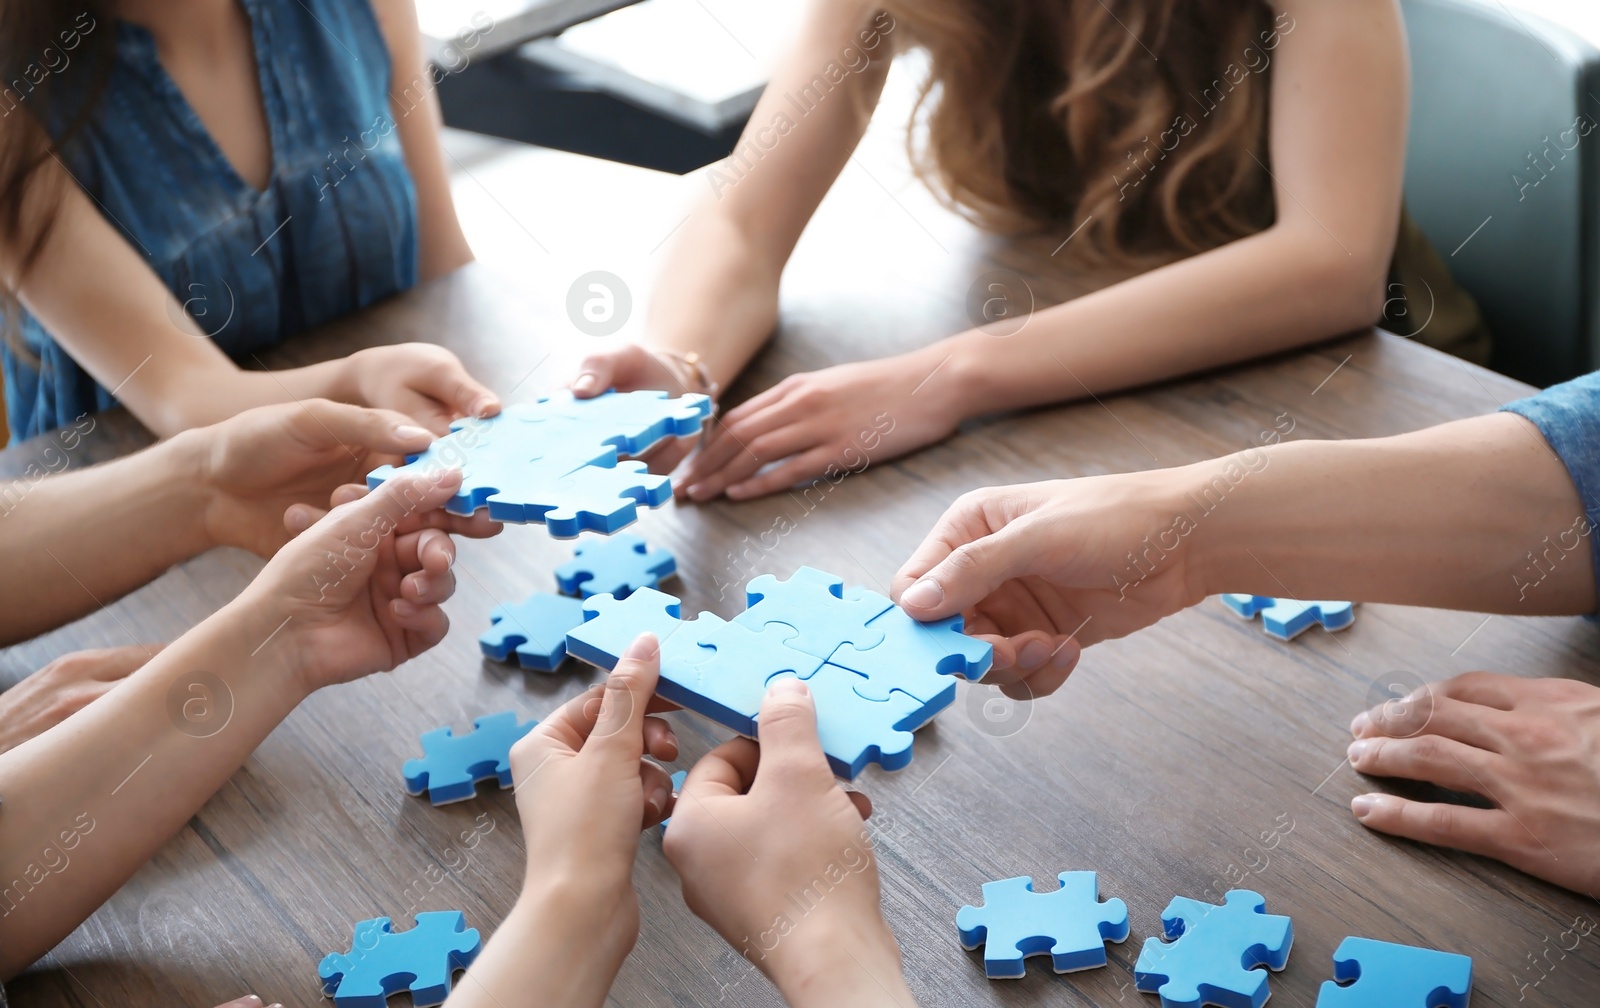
941;225;1382;417
446;885;628;1008
1187;412;1595;614
0;430;214;644
0;601;306;975
768;918;916;1008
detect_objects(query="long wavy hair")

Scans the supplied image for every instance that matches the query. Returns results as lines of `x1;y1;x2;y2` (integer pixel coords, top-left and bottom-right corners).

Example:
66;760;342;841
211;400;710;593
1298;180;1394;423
876;0;1281;266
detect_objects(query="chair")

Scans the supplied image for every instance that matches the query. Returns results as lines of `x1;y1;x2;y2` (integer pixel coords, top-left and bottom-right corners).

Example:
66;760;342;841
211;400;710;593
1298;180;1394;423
1401;0;1600;386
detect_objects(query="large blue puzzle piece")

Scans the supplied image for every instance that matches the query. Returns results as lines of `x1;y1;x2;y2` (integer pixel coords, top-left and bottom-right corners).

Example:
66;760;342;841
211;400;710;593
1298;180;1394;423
366;390;709;537
735;567;893;659
1317;937;1472;1008
403;711;537;805
556;533;677;599
318;911;482;1008
1221;595;1355;641
565;581;961;778
1135;889;1294;1008
480;592;586;670
956;870;1130;979
829;606;992;703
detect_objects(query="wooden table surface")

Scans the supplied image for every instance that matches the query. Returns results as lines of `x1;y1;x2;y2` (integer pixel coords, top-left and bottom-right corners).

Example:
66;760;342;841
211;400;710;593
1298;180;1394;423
7;90;1600;1008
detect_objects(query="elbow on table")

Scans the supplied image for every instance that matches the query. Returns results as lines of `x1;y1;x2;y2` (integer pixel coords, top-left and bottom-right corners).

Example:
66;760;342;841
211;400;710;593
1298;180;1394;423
1298;247;1391;337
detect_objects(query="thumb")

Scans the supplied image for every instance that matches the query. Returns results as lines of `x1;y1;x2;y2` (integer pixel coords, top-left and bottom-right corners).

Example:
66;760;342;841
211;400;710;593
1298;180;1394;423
752;678;833;792
588;633;660;758
288;400;436;458
570;353;615;398
897;524;1034;621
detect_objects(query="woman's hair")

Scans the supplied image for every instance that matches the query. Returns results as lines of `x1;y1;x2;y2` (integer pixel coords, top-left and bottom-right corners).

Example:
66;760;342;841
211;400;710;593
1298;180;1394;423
0;2;115;291
876;0;1282;266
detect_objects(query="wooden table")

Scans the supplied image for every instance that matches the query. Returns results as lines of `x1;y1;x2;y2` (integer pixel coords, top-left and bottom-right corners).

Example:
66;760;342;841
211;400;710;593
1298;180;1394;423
7;102;1600;1008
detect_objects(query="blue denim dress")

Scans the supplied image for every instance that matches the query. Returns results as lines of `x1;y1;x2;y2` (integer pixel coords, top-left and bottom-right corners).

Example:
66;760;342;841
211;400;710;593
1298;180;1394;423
2;0;418;441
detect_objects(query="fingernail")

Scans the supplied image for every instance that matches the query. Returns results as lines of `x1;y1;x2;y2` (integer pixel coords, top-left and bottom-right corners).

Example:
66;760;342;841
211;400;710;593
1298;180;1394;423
242;999;263;1006
901;579;943;610
1018;640;1049;669
473;397;498;417
1351;794;1376;819
726;484;748;500
687;484;710;501
573;373;599;395
648;785;668;819
770;677;809;698
1050;640;1079;670
1347;739;1370;763
395;424;432;442
392;600;420;619
624;633;659;660
411;574;429;596
1349;711;1369;736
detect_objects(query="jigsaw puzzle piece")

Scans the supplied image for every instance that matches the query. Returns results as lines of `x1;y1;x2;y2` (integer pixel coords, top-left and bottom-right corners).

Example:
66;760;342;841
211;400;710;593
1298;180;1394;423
828;606;993;703
511;461;673;537
565;587;687;669
526;389;713;455
318;911;482;1008
658;768;689;836
402;711;537;805
956;871;1129;979
556;533;677;598
1221;595;1355;640
1135;889;1294;1008
1316;937;1472;1008
480;593;586;671
733;566;894;660
769;664;927;778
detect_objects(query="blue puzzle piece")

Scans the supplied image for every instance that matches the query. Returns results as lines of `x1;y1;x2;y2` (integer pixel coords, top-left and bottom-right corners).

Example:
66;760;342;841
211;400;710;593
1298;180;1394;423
565;584;951;779
658;768;689;836
1317;937;1472;1008
556;533;677;599
956;871;1129;979
403;711;537;805
1135;889;1294;1008
1221;595;1355;640
318;911;482;1008
367;390;708;536
480;593;586;670
734;567;894;659
828;606;992;703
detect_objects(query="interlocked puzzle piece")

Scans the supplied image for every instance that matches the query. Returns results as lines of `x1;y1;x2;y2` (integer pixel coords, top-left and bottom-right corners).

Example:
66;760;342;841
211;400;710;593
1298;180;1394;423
480;592;586;670
556;533;677;599
956;870;1129;979
319;911;481;1008
1317;937;1472;1008
734;567;893;659
1134;889;1294;1008
403;711;536;805
658;768;688;836
1221;595;1355;641
565;571;987;778
366;389;711;537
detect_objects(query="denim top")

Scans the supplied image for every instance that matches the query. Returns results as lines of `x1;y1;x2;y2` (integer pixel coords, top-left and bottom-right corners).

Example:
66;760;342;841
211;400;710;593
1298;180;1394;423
2;0;418;441
1504;371;1600;610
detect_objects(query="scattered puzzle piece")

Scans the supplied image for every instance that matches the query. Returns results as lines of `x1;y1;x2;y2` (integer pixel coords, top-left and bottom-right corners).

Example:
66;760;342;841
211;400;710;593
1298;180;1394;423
480;593;586;671
565;571;986;778
1317;936;1472;1008
556;533;677;599
318;911;481;1008
1221;595;1355;641
956;870;1129;979
403;711;536;805
366;390;710;537
1134;889;1293;1008
658;768;688;836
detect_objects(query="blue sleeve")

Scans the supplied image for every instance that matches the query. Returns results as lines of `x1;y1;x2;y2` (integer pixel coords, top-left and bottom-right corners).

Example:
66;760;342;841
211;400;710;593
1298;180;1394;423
1502;371;1600;611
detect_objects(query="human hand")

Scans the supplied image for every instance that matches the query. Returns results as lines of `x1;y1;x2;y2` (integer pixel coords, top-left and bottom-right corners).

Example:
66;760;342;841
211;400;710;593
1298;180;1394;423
1347;672;1600;895
339;343;501;435
195;399;491;558
505;634;679;976
233;469;488;694
677;350;956;502
892;474;1210;700
664;679;910;1007
211;996;280;1008
569;343;709;473
0;644;160;753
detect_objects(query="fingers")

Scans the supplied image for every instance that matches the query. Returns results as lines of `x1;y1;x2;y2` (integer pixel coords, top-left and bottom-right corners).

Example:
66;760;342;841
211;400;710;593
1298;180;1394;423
1351;694;1508;752
897;522;1037;623
589;634;662;757
1347;734;1503;795
680;736;760;803
1432;671;1521;711
640;759;675;829
296;469;463;593
643;715;680;763
1351;793;1516;862
726;445;839;501
751;678;834;793
416;351;500;420
393;529;458;620
571;352;618;398
285;399;436;458
69;643;163;681
846;789;872;821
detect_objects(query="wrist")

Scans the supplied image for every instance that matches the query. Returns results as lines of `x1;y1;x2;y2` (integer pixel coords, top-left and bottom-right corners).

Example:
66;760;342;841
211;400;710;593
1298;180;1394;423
765;912;912;1008
158;427;224;553
211;592;317;702
926;333;991;421
513;875;636;967
1171;443;1286;597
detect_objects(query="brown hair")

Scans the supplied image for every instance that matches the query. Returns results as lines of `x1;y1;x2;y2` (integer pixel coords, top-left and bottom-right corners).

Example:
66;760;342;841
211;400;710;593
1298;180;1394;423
876;0;1282;267
0;2;115;294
